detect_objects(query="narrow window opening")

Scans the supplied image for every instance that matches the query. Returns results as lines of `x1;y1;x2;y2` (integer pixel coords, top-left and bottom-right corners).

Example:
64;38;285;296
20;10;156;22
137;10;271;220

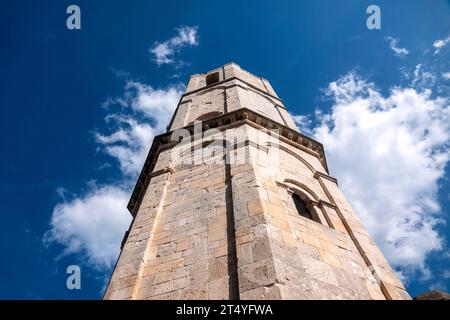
205;72;220;86
292;194;314;221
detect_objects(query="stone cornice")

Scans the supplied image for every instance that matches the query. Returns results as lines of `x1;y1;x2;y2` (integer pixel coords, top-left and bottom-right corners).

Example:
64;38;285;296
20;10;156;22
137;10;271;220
166;75;286;130
183;76;283;104
127;108;329;216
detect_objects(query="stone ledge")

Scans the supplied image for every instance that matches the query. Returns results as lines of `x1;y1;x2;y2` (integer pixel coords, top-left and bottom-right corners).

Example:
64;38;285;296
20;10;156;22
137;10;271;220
183;76;283;103
314;171;338;186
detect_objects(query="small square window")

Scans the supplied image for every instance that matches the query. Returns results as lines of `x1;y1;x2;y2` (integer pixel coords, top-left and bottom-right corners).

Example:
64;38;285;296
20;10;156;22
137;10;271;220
205;72;220;85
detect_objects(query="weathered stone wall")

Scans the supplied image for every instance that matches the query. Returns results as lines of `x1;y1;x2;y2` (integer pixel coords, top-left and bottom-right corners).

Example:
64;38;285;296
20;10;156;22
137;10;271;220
234;87;284;125
135;160;229;299
240;126;381;299
105;149;231;299
183;88;225;126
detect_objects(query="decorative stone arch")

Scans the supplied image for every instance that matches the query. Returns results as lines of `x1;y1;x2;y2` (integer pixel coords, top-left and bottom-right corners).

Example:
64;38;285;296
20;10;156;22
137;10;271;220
284;179;319;201
265;142;316;175
283;179;330;227
243;85;280;107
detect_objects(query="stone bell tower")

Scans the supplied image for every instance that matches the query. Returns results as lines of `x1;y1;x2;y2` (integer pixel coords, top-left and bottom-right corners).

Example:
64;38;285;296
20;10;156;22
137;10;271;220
104;62;410;300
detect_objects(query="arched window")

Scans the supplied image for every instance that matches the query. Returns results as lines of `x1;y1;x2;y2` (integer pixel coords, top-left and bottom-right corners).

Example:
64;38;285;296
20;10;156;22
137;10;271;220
292;193;314;221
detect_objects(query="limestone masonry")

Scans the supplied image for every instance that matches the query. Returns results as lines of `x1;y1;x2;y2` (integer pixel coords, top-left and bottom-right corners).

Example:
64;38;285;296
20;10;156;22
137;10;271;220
104;62;410;300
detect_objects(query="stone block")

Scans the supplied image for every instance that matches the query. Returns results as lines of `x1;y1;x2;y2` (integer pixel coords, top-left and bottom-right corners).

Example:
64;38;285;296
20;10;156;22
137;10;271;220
208;256;228;281
207;227;226;243
251;235;272;262
320;250;342;269
176;238;190;252
155;270;173;285
214;245;227;258
240;283;283;300
281;230;297;248
247;199;264;216
209;277;229;299
301;232;321;249
302;256;338;286
238;242;254;266
238;259;278;293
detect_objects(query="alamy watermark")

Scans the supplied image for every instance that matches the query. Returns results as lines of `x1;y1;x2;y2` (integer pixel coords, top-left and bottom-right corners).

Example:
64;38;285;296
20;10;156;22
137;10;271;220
66;265;81;290
66;5;81;30
366;5;381;30
65;5;380;31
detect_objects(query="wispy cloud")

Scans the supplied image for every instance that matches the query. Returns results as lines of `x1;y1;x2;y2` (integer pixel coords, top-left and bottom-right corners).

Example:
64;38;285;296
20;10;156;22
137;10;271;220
98;81;183;176
291;114;313;135
45;77;184;270
386;36;409;57
150;26;199;66
412;64;436;88
433;36;450;55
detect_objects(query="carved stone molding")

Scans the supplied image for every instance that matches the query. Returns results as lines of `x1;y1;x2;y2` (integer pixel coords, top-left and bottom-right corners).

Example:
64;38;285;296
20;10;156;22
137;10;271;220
149;166;175;178
314;171;338;185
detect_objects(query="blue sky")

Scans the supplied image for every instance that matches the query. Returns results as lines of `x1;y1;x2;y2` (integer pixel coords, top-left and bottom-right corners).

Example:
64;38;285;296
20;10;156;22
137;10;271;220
0;0;449;299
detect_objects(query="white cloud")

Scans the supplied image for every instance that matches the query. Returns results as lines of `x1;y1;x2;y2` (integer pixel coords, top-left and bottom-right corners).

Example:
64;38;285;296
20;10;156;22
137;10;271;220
442;72;450;80
150;26;199;66
96;116;156;177
433;36;450;55
44;185;131;270
291;114;313;135
45;80;183;270
97;82;183;176
124;81;182;130
386;36;409;57
310;72;450;278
